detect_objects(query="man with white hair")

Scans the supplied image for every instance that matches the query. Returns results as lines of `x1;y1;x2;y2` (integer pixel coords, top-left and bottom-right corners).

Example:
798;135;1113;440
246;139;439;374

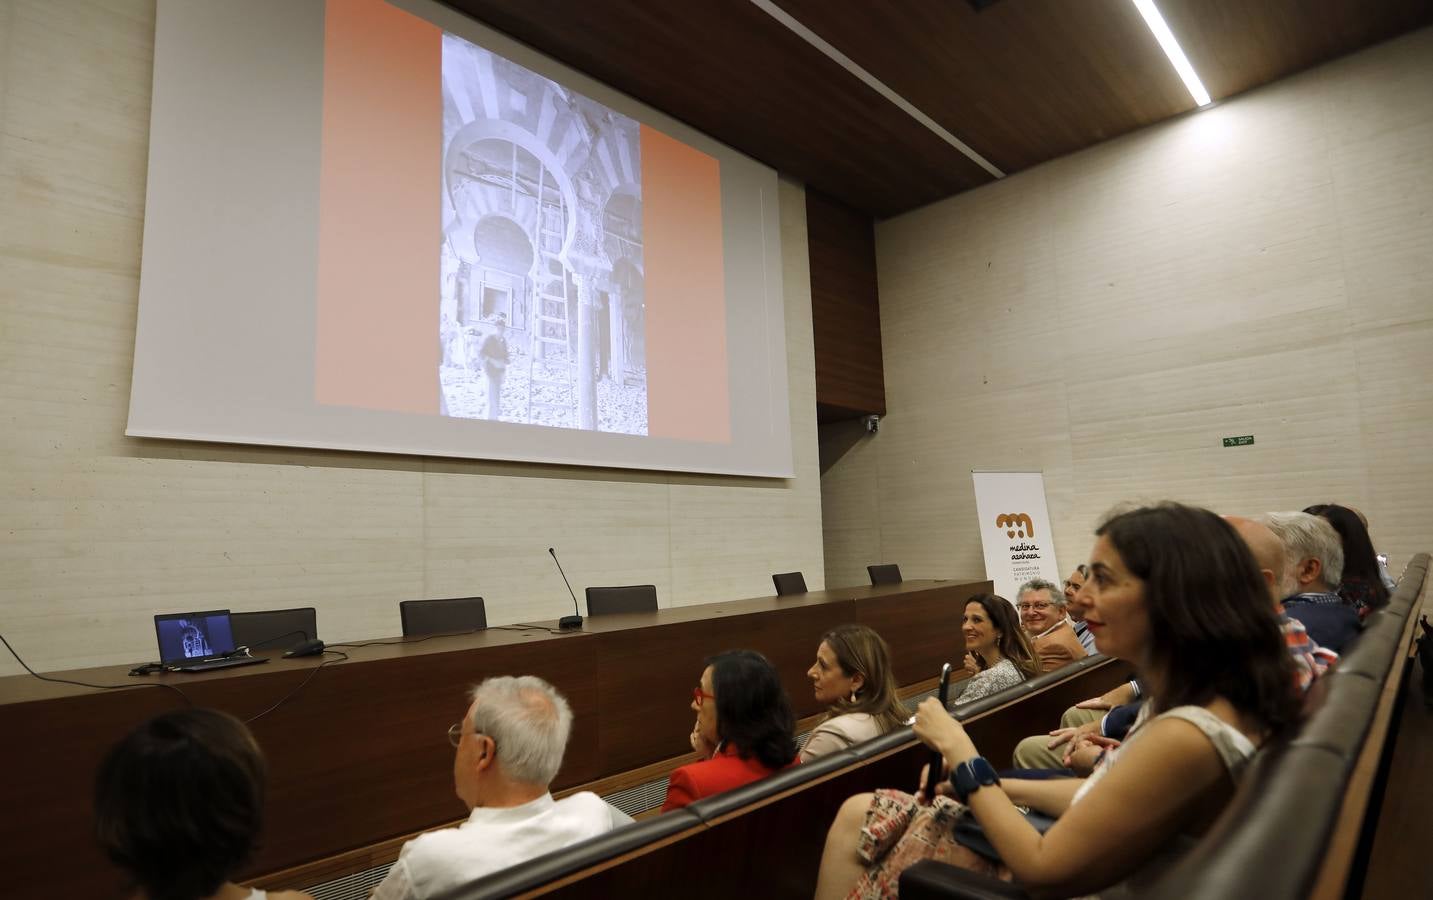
373;676;631;899
1015;578;1087;672
1258;511;1362;653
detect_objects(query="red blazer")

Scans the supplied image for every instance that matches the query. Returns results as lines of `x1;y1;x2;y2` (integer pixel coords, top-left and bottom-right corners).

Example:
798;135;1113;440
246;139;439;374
661;744;789;811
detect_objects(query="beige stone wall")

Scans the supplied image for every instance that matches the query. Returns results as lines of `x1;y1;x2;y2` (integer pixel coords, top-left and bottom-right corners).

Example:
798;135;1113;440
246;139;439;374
825;28;1433;591
0;0;823;674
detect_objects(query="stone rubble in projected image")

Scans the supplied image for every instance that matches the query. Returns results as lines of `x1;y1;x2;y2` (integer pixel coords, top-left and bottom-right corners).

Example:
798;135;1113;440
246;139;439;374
440;355;648;435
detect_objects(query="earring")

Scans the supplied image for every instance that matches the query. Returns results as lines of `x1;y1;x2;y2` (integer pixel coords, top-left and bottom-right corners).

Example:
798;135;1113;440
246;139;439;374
849;689;858;703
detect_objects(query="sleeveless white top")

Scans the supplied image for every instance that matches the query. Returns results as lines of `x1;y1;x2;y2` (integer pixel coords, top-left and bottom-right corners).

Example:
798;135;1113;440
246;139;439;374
1072;704;1259;898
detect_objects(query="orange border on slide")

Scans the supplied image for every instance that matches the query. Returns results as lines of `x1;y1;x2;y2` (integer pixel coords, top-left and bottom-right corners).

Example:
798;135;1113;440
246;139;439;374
314;0;440;414
641;126;730;443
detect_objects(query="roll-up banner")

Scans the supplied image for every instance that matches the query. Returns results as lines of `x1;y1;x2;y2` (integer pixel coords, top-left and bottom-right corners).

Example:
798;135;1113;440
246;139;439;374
971;471;1062;603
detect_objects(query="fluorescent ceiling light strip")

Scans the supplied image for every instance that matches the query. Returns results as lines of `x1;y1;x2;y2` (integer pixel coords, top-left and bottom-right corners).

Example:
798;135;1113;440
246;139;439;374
748;0;1005;178
1132;0;1212;107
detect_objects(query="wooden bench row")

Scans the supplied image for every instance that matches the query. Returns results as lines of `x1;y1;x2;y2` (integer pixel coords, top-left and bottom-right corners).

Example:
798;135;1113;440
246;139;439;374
422;553;1428;900
430;654;1132;899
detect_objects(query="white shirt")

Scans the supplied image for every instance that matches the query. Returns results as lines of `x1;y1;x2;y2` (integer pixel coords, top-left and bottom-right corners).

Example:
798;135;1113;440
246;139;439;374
371;792;631;900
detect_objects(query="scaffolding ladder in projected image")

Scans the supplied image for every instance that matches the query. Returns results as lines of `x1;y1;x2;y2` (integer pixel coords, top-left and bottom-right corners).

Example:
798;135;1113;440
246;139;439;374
526;190;577;428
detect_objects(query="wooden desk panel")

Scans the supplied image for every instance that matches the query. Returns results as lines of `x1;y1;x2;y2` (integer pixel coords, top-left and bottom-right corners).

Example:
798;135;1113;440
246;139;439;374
853;579;987;685
0;580;983;899
593;601;853;772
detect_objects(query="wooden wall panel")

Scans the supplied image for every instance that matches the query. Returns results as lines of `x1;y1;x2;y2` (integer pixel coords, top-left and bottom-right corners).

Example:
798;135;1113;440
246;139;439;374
807;189;885;421
0;0;822;677
825;28;1433;587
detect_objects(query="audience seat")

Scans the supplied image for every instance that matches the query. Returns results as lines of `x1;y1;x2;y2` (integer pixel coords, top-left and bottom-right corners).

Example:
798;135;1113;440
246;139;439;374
230;607;317;651
867;564;903;585
399;596;487;637
772;571;808;596
585;584;658;616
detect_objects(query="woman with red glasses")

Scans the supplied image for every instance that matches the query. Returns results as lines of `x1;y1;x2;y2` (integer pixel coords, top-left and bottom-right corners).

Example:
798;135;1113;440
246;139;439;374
661;649;798;811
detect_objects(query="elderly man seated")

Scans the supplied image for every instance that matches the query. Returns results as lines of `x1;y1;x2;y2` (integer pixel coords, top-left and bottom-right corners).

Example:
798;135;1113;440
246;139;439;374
373;676;632;899
1016;578;1088;673
1258;511;1363;653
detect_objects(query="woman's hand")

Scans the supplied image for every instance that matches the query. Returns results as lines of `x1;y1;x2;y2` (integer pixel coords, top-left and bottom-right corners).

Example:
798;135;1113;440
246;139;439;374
963;652;982;675
690;718;717;759
912;696;978;765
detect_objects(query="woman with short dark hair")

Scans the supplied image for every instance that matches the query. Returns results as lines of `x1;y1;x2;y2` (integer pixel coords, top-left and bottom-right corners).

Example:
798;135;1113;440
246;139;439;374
661;649;797;811
94;708;312;900
815;503;1300;898
801;624;911;762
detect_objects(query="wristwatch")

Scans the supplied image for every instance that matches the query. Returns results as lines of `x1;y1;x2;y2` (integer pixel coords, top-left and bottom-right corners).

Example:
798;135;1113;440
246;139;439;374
950;756;1000;803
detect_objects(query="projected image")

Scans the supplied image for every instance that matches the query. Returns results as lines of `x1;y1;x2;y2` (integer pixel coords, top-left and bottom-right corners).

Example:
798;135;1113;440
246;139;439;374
439;35;648;435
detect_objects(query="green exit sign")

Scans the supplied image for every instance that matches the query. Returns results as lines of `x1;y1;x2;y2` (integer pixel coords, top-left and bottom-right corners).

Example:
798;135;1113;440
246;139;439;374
1222;435;1255;447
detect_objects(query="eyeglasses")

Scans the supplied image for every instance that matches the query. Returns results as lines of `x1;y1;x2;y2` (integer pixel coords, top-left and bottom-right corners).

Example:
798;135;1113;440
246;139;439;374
1017;602;1052;612
447;722;469;748
692;686;717;705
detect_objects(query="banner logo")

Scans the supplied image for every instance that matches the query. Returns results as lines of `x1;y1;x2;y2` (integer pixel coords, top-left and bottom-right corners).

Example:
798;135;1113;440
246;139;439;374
995;513;1035;539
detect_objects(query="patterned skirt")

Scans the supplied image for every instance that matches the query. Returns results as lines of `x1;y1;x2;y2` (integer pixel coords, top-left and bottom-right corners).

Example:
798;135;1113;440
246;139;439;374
846;789;1011;898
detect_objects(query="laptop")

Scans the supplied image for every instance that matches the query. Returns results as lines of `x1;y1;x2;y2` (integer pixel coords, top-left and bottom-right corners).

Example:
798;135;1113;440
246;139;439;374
154;610;269;673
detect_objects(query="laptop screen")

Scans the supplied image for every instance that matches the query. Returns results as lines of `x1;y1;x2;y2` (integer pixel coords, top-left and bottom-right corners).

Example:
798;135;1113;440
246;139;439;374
155;610;236;663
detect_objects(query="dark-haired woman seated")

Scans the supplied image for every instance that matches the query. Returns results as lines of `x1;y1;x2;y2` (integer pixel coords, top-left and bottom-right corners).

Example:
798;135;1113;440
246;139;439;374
814;503;1300;899
662;649;798;811
95;708;313;900
1304;503;1391;618
801;624;911;762
950;594;1039;705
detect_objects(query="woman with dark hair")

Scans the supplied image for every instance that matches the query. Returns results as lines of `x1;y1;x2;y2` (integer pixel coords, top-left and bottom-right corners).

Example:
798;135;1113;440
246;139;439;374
662;649;798;811
814;503;1300;899
801;624;911;762
94;708;312;900
950;594;1039;705
1304;503;1391;618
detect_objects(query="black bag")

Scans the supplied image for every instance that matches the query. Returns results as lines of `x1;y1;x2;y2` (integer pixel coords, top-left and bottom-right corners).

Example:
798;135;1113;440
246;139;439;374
951;808;1058;863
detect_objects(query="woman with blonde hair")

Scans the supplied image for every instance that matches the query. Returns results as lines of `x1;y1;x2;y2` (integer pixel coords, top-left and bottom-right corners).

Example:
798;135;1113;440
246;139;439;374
801;624;911;762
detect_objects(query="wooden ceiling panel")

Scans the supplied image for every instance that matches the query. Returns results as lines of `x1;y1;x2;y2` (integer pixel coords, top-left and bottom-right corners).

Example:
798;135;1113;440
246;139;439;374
767;0;1196;175
440;0;1433;218
443;0;995;217
1161;0;1433;102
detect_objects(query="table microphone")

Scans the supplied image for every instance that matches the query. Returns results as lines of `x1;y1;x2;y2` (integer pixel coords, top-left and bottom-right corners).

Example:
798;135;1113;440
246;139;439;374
550;547;584;630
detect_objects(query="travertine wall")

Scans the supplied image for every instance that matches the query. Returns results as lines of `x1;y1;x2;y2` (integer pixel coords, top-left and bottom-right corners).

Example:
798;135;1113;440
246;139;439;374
0;0;823;674
825;28;1433;590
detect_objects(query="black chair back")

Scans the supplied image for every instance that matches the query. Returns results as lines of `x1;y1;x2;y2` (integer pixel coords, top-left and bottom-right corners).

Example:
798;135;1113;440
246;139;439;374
585;585;658;616
230;607;317;651
868;563;903;585
399;596;487;636
772;571;808;596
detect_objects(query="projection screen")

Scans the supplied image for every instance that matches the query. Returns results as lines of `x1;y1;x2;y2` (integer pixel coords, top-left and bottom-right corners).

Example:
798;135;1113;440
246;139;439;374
128;0;793;477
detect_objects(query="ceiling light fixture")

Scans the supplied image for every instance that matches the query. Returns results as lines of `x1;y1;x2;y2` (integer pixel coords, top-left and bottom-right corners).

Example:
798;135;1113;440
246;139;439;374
1132;0;1212;107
